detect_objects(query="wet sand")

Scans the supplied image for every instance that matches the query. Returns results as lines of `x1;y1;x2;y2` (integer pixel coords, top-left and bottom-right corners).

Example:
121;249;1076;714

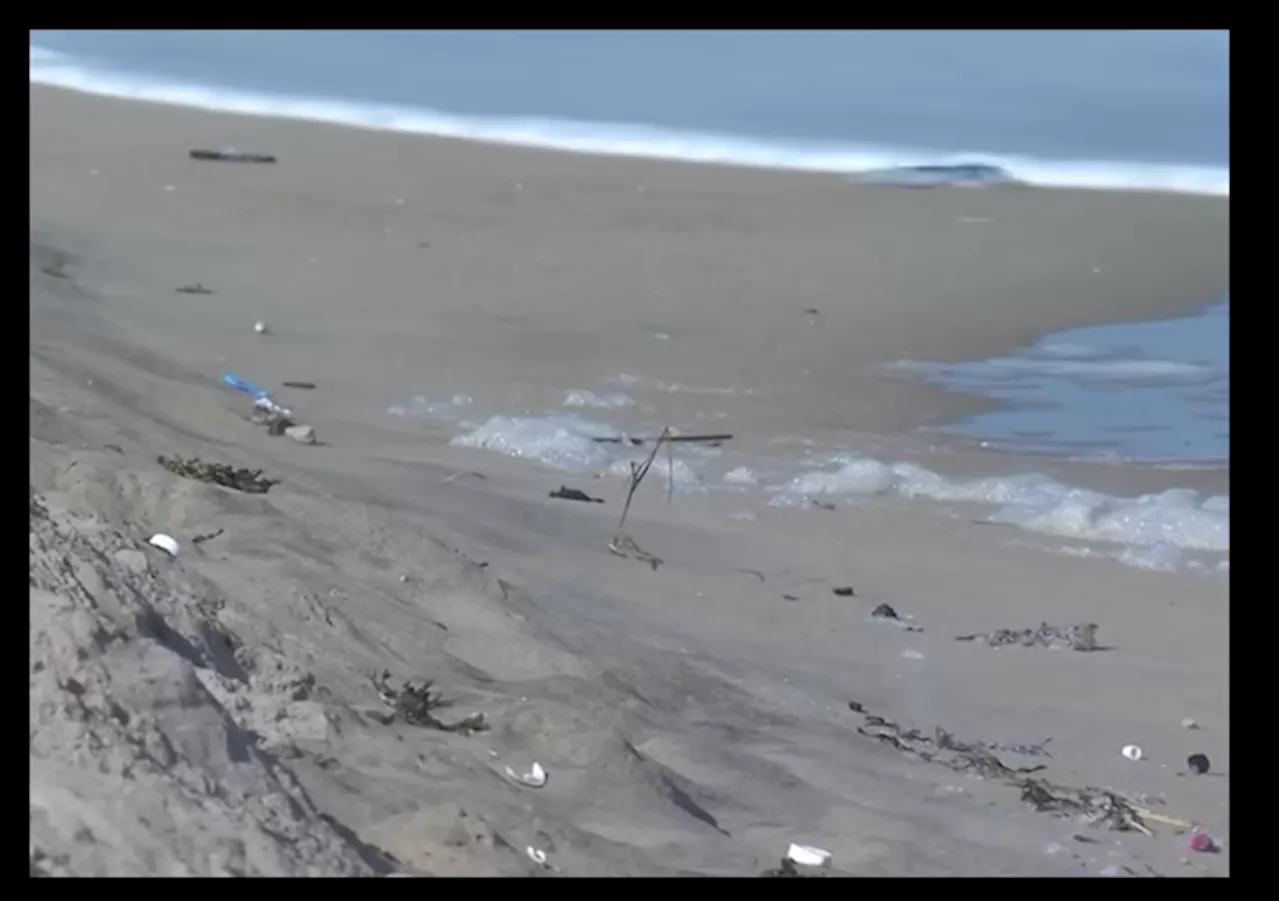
30;84;1228;877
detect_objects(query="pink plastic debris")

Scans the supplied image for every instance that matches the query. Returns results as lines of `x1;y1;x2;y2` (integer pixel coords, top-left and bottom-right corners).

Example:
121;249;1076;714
1187;831;1216;853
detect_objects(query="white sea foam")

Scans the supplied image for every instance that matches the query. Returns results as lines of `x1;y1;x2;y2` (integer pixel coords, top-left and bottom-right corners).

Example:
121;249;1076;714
773;456;1228;562
723;466;759;485
607;457;707;492
613;374;748;396
450;413;714;492
891;356;1214;386
451;414;618;471
29;45;1228;197
562;390;635;409
386;394;472;419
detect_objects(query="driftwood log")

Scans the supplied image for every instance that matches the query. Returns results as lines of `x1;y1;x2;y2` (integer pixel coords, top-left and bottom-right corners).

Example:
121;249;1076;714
189;149;277;164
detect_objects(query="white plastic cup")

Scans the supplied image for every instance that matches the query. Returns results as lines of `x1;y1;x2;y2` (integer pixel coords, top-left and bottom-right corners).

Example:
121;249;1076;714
785;843;832;868
147;533;180;558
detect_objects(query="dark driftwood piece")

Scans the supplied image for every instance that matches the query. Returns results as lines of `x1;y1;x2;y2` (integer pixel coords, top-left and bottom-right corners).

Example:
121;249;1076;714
189;149;278;164
593;433;733;446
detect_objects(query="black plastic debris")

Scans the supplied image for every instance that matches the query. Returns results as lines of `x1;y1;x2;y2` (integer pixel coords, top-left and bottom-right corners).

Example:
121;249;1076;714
190;148;277;164
370;670;487;734
1186;753;1210;775
870;603;900;621
549;486;604;504
832;586;856;597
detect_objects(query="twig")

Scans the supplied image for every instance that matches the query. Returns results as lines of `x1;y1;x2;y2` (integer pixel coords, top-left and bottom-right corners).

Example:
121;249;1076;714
608;427;671;569
592;432;733;445
666;433;674;506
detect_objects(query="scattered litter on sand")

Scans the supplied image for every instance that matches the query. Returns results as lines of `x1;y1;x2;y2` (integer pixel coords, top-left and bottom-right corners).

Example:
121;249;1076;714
871;602;924;632
284;425;317;445
191;528;224;546
853;705;1187;836
549;486;604;504
147;533;180;557
760;858;804;877
503;762;548;788
189;148;278;164
954;622;1099;651
157;455;279;494
1185;753;1210;775
785;843;832;868
370;671;488;734
1187;830;1217;853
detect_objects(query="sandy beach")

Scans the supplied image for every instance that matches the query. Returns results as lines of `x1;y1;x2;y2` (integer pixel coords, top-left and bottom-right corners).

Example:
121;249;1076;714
30;84;1229;877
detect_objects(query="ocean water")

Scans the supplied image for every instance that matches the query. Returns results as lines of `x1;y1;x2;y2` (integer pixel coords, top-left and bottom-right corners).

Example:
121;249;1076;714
891;297;1230;464
30;30;1228;194
31;30;1230;572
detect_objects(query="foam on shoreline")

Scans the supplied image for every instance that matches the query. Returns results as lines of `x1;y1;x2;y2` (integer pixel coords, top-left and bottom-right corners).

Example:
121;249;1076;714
31;45;1229;197
445;410;1229;573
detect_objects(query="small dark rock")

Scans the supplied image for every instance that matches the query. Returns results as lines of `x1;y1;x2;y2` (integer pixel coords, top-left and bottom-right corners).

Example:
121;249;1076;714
870;603;900;621
832;586;856;597
1186;753;1210;775
782;593;799;601
847;701;864;713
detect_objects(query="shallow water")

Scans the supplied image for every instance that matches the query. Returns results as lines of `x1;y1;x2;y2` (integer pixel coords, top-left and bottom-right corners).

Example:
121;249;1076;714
891;298;1229;464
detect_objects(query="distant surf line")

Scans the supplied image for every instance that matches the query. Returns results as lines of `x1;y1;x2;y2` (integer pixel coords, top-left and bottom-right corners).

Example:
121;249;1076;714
30;44;1229;197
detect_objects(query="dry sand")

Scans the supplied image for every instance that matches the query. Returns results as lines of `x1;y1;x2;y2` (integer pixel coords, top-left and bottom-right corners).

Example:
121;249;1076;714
30;85;1228;877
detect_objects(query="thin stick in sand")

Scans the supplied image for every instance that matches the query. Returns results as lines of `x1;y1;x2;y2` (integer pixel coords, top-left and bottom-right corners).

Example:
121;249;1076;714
608;427;671;570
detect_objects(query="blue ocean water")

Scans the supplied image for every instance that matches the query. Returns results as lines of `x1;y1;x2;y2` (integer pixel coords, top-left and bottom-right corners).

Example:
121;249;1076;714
893;298;1229;464
30;30;1228;193
29;30;1229;468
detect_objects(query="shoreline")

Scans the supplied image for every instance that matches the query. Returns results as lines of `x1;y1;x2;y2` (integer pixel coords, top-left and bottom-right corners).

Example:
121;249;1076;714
29;81;1231;511
29;62;1230;198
